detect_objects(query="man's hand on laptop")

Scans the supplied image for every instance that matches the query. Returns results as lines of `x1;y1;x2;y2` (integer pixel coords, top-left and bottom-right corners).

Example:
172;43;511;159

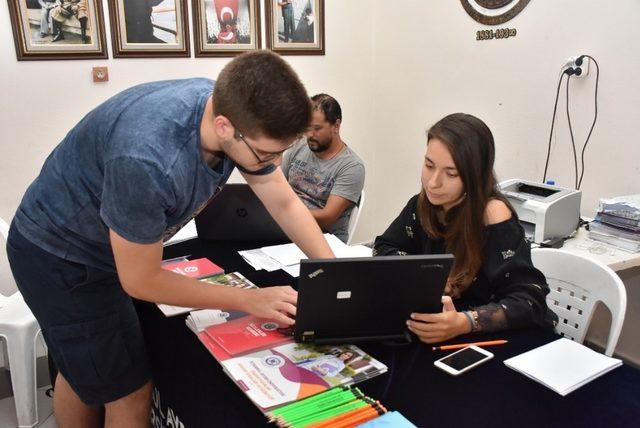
241;286;298;326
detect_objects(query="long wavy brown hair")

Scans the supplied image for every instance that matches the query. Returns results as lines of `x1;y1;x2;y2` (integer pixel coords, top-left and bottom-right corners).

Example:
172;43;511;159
417;113;512;297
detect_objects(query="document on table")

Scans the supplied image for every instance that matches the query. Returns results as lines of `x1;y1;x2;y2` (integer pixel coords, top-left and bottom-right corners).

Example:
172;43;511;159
504;337;622;396
238;234;373;277
163;219;198;247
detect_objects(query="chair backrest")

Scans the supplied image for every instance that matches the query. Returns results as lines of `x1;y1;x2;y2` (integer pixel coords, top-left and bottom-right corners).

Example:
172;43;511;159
0;217;15;301
0;217;8;240
346;190;365;245
531;248;627;356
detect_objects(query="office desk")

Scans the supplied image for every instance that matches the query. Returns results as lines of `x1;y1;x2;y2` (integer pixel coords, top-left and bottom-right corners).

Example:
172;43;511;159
562;226;640;271
139;239;640;428
561;227;640;366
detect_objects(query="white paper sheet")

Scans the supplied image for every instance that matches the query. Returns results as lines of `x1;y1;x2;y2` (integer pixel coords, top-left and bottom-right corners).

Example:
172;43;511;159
504;338;622;396
163;219;198;247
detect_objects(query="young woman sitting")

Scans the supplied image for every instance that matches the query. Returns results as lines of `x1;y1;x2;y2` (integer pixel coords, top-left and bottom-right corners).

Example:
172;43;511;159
374;113;557;344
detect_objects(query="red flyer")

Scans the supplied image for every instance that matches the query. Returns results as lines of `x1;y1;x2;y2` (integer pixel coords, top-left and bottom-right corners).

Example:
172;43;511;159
204;315;292;356
161;258;223;278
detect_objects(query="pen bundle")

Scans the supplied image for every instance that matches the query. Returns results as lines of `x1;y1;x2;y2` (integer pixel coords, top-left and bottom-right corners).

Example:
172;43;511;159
267;386;387;428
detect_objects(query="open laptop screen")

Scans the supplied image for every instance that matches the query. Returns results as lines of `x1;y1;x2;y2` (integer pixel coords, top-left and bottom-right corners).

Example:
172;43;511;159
294;255;453;344
195;184;288;242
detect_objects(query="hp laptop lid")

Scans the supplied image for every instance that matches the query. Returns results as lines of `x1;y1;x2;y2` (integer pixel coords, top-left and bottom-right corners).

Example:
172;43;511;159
294;255;454;344
195;184;288;242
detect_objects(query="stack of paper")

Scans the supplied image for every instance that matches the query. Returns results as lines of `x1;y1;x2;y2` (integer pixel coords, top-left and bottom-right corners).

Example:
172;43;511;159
589;194;640;252
239;233;373;277
504;338;622;396
185;309;231;334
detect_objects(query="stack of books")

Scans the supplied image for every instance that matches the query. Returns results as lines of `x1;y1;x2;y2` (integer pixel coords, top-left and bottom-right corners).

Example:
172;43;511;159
589;195;640;252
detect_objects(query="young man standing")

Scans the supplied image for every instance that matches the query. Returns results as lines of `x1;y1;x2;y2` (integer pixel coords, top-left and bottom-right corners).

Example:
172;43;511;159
7;51;333;427
281;94;365;243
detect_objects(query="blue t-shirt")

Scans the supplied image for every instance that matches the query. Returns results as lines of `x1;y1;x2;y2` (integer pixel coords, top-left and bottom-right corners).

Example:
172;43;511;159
14;78;235;271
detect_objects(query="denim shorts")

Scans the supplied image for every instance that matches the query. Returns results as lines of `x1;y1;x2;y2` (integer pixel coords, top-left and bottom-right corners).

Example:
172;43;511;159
6;223;151;405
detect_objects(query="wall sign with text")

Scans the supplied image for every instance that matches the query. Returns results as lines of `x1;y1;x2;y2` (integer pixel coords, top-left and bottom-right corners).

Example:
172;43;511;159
461;0;531;41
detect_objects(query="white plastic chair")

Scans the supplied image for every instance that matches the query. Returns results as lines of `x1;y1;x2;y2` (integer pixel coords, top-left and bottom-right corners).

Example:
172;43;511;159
0;217;42;427
531;248;626;356
346;190;365;245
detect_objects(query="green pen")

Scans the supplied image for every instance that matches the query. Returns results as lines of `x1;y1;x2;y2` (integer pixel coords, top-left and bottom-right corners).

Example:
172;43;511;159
275;393;358;425
272;388;356;420
269;387;348;418
284;399;368;427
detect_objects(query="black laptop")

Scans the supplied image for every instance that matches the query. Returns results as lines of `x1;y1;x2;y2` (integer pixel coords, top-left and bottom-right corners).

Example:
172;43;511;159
293;255;454;344
195;184;289;242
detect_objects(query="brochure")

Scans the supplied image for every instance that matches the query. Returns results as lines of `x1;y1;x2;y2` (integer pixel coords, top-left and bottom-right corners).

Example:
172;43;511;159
220;342;387;411
161;257;223;278
157;271;257;317
204;315;291;356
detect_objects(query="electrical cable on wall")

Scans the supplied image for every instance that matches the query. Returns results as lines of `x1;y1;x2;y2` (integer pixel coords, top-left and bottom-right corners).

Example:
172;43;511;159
542;71;569;184
543;55;599;190
566;74;579;189
577;55;599;190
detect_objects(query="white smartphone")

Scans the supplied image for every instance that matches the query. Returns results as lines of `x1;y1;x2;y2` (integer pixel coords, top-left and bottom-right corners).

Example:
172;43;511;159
433;345;494;376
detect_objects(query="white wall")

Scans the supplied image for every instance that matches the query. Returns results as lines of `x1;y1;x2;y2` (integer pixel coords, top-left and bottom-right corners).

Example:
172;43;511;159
2;0;640;293
0;1;375;296
365;0;640;240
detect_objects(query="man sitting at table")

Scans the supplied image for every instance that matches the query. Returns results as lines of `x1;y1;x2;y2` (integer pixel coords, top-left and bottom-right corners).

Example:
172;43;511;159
281;94;365;243
7;51;334;427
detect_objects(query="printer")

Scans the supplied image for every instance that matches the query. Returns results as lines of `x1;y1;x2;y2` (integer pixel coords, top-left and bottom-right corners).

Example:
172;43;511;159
499;179;581;244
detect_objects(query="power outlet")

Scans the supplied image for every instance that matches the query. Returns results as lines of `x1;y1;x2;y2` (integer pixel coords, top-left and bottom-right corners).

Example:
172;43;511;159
564;55;590;78
92;66;109;83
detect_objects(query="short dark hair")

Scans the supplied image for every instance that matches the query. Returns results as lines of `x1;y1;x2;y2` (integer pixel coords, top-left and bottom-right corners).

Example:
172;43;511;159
311;93;342;125
213;51;311;141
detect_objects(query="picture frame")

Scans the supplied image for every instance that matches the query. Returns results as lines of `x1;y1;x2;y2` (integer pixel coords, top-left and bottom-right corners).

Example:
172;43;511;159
265;0;324;55
108;0;190;58
192;0;261;57
7;0;108;61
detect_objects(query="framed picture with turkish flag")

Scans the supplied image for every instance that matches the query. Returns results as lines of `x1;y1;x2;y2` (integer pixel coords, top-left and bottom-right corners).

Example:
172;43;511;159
192;0;261;57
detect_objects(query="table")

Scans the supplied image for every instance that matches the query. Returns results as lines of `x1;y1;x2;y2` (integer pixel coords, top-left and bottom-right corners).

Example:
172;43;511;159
561;226;640;271
560;226;640;366
139;238;640;427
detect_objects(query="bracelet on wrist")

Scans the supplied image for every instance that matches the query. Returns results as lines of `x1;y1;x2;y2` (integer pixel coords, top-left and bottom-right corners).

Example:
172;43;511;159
463;310;479;332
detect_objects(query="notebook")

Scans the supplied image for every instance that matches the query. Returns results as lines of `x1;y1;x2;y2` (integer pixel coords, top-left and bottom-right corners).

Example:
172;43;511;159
195;183;288;242
504;337;622;396
293;255;453;344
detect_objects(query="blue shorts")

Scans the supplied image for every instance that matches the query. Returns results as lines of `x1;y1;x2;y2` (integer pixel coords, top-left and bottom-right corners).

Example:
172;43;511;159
6;223;151;405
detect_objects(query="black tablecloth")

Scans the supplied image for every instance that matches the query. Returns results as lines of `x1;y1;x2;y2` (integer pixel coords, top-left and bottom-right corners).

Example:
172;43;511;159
137;239;640;427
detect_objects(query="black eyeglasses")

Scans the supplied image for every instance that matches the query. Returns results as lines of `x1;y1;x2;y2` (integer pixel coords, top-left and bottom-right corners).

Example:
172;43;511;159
234;129;293;164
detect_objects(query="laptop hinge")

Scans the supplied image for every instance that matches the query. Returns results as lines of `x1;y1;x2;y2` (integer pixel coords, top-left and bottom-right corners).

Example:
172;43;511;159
312;331;412;345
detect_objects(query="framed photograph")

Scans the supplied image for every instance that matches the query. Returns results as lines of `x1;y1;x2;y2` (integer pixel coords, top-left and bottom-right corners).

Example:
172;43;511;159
108;0;190;58
192;0;261;57
7;0;108;60
266;0;324;55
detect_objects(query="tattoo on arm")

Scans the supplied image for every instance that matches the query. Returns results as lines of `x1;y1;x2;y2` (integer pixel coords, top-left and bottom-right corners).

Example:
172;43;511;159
475;303;508;332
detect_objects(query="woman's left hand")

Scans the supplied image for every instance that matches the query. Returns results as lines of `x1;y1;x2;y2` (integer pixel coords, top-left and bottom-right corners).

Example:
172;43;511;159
406;296;471;344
